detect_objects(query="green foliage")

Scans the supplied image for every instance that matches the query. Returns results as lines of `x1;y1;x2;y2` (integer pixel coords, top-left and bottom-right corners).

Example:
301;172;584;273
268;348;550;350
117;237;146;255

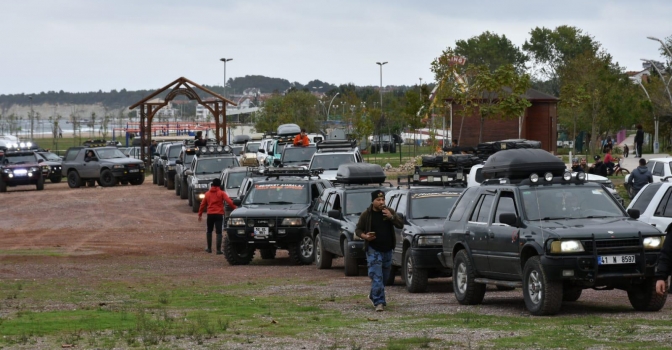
253;91;321;133
455;31;528;73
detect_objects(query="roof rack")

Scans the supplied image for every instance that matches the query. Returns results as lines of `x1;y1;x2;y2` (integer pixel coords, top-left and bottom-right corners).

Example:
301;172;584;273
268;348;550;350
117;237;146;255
263;167;322;179
316;139;357;152
246;167;266;176
1;141;39;151
398;171;467;188
195;145;233;157
275;135;294;144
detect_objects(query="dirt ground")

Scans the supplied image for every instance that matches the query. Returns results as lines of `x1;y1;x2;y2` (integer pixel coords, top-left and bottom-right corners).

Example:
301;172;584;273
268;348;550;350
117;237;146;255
2;180;672;349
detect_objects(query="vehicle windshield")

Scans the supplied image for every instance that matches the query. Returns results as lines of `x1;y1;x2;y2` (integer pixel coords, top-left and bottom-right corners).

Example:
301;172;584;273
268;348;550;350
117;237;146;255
96;149;127;159
231;146;243;156
195;158;239;174
185;154;195;164
521;186;624;221
245;142;260;153
3;153;37;164
282;147;316;163
410;192;461;219
275;143;287;155
39;152;61;161
345;192;374;215
310;154;355;170
226;172;247;189
168;146;181;158
374;135;391;142
243;183;308;205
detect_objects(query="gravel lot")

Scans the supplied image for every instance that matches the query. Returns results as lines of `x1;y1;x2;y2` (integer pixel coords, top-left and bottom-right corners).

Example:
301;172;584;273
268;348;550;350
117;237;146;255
1;180;672;349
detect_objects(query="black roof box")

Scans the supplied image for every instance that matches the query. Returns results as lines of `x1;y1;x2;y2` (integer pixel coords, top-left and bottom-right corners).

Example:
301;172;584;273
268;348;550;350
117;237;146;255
335;163;386;184
277;123;301;136
482;149;566;180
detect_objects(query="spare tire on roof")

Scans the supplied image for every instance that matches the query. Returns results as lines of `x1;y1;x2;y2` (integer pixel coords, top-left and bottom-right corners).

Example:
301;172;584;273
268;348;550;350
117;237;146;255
481;149;566;180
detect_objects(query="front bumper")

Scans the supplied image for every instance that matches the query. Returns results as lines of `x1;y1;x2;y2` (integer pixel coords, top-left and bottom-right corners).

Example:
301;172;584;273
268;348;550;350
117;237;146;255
1;173;40;186
226;223;309;246
410;246;446;270
193;188;208;203
111;168;145;180
345;239;366;260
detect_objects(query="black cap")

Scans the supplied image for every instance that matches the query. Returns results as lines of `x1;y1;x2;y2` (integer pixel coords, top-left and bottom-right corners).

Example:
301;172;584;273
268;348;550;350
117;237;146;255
371;190;385;202
212;178;221;187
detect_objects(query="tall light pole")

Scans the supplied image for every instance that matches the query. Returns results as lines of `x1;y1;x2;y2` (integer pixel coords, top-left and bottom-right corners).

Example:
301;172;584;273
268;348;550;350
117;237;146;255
28;96;34;140
220;58;233;98
326;92;340;121
642;58;672;154
376;62;388;154
647;36;672;68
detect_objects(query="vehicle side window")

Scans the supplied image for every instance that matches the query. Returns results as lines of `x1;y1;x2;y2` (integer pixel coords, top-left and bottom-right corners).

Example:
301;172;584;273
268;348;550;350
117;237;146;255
325;193;336;212
469;195;485;222
661;189;672;218
315;190;329;212
450;187;478;222
470;194;494;223
632;183;662;213
475;168;484;184
396;194;408;215
494;191;517;224
654;188;672;216
653;162;664;176
646;161;655;172
64;149;80;162
310;184;320;202
669;162;672;177
388;195;400;211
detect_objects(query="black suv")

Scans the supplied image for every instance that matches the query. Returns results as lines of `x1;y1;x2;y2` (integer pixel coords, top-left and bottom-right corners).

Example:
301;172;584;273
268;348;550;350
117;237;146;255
175;146;198;199
186;146;240;212
385;174;465;292
312;163;391;276
0;149;45;192
439;149;667;315
225;168;332;266
160;143;183;190
155;142;182;186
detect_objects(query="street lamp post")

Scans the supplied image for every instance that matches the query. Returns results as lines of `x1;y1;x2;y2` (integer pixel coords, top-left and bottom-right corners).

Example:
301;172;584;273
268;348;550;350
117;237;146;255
220;58;233;98
29;96;34;140
376;62;388;154
326;92;340;122
641;58;672;153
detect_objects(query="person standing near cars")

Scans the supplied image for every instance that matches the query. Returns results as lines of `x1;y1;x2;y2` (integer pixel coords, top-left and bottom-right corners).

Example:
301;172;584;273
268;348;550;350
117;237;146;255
293;128;310;147
634;124;644;157
355;190;404;312
198;178;237;254
627;158;653;197
656;226;672;296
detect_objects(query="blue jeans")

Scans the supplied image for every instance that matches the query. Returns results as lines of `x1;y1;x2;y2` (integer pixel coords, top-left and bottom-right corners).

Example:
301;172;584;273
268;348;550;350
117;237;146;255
367;247;392;306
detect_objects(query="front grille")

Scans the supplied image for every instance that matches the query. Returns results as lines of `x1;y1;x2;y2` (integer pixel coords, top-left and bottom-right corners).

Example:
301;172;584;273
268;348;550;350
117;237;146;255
252;218;277;227
582;239;640;252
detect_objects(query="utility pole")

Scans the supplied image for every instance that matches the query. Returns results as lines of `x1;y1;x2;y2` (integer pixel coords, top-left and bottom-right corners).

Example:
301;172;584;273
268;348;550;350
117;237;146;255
376;62;388;154
29;96;34;140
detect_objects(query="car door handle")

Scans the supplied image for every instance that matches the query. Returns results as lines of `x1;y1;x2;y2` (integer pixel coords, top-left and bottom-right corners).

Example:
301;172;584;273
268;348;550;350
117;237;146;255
464;230;471;236
489;231;495;238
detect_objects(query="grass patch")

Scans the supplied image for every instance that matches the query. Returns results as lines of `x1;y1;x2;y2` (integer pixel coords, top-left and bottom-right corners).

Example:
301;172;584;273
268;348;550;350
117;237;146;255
0;248;66;257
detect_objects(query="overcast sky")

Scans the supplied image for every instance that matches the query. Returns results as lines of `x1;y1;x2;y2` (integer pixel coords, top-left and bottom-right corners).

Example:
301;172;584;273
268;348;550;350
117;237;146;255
1;0;670;95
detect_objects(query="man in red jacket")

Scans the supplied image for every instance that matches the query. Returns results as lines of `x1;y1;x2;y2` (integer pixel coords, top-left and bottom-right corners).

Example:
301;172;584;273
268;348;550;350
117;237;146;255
198;178;237;254
293;128;310;147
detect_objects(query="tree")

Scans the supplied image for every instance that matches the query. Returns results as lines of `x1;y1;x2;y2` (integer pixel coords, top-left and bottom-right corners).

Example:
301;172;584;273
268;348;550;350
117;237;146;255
523;25;599;96
455;31;528;73
254;91;320;133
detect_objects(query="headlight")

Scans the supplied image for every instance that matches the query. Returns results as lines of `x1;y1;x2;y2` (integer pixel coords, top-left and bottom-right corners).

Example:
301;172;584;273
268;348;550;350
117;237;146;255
417;235;442;246
198;193;205;200
2;169;11;174
113;165;125;169
281;218;303;226
550;240;585;253
168;166;175;170
228;218;245;226
643;236;664;250
29;167;40;172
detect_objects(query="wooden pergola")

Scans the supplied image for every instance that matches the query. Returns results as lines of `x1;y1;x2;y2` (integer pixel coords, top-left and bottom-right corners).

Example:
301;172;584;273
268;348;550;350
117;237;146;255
128;77;236;166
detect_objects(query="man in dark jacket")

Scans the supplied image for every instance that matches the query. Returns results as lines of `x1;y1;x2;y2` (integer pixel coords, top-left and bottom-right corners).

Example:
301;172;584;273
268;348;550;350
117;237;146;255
194;131;207;147
627;158;653;196
634;124;644;158
355;190;404;312
571;158;583;172
656;225;672;295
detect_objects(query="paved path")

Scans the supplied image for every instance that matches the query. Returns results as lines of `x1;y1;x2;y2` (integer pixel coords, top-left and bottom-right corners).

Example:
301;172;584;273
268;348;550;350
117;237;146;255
616;134;669;172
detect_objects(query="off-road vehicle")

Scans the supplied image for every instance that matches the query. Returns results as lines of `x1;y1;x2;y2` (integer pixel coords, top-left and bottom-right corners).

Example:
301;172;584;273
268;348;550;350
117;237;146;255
0;148;45;192
439;149;667;316
62;146;145;188
186;145;240;212
308;140;363;181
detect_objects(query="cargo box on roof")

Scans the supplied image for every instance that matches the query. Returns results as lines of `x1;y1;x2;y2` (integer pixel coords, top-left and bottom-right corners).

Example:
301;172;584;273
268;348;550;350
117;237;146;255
481;149;566;180
335;163;386;184
277;123;301;136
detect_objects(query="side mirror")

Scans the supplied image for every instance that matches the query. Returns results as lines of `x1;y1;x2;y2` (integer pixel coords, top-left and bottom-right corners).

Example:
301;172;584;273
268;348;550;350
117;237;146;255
627;209;640;219
273;158;281;166
185;170;193;176
37;159;44;163
175;159;183;165
499;213;519;227
233;198;242;206
328;209;341;219
160;155;167;160
268;151;274;156
258;149;265;154
152;152;159;157
126;155;130;157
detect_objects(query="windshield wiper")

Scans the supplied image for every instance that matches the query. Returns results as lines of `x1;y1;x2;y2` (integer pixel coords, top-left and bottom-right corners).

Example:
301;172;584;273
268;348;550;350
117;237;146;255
580;215;614;219
245;202;268;205
415;216;444;219
540;217;570;221
268;201;295;205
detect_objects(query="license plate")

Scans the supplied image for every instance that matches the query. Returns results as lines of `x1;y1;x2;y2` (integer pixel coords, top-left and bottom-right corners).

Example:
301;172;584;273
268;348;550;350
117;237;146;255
253;227;269;238
129;169;139;173
597;255;636;265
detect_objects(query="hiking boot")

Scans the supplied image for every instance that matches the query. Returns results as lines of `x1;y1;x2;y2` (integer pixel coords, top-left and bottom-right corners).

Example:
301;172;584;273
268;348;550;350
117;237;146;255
216;251;223;255
205;248;212;253
375;304;384;312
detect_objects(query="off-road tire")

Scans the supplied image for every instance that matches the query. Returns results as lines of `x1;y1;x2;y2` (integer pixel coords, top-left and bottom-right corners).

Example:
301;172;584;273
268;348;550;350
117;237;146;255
174;175;180;195
315;234;333;269
50;175;62;183
67;171;82;188
191;193;199;213
129;176;144;186
523;256;563;316
260;248;277;260
36;175;44;191
627;278;667;311
152;168;157;184
289;235;315;265
563;287;582;302
343;240;359;276
453;250;486;305
157;168;164;186
166;175;175;190
403;250;428;293
0;178;6;192
180;180;188;199
385;266;397;286
99;169;117;187
223;238;255;265
188;188;193;206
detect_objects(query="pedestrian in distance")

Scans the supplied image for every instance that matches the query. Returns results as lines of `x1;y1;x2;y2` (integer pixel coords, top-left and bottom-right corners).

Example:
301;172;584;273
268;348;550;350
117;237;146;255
588;155;608;177
655;225;672;296
293;128;310;147
355;190;404;312
571;158;583;172
194;131;207;147
634;124;644;158
603;148;615;175
623;144;629;158
627;158;653;197
149;140;158;155
198;178;237;254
